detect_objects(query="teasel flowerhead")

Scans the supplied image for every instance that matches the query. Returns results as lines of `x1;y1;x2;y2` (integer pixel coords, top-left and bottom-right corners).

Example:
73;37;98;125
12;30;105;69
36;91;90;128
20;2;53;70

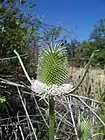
31;43;73;98
37;44;68;85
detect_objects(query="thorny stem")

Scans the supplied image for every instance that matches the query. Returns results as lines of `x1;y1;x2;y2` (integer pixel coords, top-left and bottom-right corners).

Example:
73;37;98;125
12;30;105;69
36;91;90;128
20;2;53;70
49;96;55;140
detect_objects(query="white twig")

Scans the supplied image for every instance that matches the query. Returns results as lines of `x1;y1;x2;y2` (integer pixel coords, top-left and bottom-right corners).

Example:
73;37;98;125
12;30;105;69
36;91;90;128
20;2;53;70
17;112;25;140
55;111;73;127
92;133;104;137
33;95;49;128
0;78;25;88
0;54;27;61
14;50;32;84
55;112;68;136
73;95;105;105
68;96;79;140
66;94;105;105
17;87;38;140
71;95;105;127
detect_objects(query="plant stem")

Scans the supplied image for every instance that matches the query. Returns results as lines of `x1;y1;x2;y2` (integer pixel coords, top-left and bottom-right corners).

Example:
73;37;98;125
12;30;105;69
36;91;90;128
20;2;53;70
49;96;55;140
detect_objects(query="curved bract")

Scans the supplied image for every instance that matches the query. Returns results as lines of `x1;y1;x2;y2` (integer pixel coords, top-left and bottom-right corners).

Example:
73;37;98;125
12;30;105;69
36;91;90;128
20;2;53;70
37;44;68;85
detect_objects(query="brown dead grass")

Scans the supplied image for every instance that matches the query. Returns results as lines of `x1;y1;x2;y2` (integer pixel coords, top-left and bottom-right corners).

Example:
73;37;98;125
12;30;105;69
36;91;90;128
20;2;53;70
68;67;105;100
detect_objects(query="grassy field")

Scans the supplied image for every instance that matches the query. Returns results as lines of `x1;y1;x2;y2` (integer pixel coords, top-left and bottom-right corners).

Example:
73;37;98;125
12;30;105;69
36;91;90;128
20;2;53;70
68;67;105;99
67;67;105;139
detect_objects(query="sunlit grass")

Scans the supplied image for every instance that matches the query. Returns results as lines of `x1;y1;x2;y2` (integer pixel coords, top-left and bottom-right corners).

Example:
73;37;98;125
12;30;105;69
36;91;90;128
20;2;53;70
68;66;105;99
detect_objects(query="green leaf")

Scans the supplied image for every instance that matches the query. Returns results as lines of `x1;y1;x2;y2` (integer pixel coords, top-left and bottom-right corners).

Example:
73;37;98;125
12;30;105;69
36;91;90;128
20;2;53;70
16;21;19;25
80;120;91;139
0;96;6;104
1;27;6;32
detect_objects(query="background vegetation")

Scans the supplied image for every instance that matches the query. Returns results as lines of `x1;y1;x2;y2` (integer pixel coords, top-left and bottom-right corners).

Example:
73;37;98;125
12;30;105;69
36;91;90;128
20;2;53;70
0;0;105;140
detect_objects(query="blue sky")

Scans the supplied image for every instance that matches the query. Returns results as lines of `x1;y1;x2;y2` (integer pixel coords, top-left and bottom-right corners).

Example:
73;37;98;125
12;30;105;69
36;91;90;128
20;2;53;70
35;0;105;41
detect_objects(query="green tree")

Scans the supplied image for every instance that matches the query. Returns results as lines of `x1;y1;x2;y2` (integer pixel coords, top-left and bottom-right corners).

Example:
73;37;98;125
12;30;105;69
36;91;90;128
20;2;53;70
89;18;105;47
0;0;39;77
0;1;42;139
42;27;62;45
66;39;80;63
89;18;105;67
75;41;95;59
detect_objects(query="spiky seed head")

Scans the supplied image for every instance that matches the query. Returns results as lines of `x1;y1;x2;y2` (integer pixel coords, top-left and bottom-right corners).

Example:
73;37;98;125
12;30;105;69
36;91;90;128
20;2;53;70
37;44;68;85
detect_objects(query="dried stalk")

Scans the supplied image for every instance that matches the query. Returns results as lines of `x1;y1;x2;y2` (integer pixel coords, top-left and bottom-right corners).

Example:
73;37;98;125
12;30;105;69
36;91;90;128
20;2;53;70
71;94;105;127
33;95;49;128
14;50;32;84
68;96;79;140
17;112;25;140
17;87;38;140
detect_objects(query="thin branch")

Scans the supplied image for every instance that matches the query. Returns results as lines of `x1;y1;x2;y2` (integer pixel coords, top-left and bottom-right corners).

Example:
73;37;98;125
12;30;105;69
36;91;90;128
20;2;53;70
33;95;49;128
0;78;25;88
17;87;38;140
65;94;105;105
55;111;73;127
17;112;25;140
55;112;68;137
0;54;27;61
71;94;105;127
74;95;105;105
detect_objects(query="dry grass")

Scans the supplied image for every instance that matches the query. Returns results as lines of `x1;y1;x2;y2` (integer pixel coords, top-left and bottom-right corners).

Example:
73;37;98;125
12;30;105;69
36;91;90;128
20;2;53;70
68;67;105;100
